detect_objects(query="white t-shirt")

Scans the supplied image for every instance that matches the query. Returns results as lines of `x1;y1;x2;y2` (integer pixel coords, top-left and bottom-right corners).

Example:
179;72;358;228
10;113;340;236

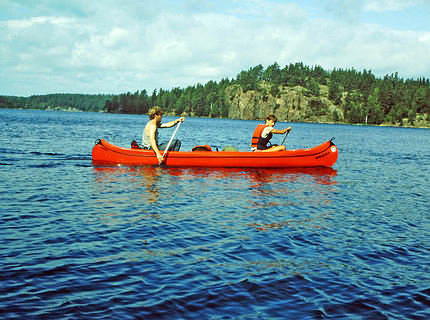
261;126;274;138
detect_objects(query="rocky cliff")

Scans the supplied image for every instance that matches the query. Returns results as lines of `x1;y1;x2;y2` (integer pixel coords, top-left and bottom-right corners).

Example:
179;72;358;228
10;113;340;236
225;82;343;123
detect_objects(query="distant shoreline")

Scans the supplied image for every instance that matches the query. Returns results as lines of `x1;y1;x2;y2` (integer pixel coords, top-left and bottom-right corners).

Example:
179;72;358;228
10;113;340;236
3;106;429;129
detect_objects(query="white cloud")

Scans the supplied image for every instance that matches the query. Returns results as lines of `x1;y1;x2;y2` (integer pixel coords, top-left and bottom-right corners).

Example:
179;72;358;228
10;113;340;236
1;0;430;96
364;0;424;12
6;16;70;28
419;32;430;43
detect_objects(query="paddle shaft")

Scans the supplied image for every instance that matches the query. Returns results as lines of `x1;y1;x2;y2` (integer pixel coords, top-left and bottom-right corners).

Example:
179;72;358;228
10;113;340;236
161;121;182;161
280;130;290;146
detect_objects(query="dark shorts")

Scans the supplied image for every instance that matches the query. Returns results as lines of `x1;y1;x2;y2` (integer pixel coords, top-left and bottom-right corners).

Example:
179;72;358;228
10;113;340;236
158;139;181;151
257;143;277;150
257;143;269;150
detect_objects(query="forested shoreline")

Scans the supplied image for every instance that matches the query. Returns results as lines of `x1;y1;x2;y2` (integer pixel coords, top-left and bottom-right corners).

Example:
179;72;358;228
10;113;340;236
1;62;429;127
0;94;112;113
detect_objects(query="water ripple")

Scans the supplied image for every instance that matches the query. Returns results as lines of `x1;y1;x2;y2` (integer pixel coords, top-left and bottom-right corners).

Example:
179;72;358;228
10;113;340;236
1;110;430;319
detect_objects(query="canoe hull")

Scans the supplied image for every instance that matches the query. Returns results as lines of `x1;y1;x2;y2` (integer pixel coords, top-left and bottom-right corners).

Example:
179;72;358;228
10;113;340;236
92;139;338;168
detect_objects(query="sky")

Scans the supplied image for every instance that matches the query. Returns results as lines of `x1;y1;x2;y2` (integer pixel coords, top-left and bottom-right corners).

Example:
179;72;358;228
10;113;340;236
1;0;430;96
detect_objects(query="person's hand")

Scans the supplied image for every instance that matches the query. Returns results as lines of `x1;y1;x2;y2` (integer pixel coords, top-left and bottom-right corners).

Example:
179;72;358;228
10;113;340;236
157;152;164;165
177;117;185;124
284;127;292;134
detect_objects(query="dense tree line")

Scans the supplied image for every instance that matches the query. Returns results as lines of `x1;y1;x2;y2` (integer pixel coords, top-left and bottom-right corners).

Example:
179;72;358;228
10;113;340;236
104;79;233;118
2;62;429;126
103;62;430;125
329;70;430;124
236;63;430;125
0;93;113;112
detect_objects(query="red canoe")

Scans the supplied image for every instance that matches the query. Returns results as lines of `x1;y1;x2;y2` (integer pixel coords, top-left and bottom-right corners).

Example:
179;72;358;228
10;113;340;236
92;139;338;168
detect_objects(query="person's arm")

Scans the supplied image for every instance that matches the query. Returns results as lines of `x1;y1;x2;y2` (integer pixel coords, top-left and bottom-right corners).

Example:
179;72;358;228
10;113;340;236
272;126;291;134
160;117;185;128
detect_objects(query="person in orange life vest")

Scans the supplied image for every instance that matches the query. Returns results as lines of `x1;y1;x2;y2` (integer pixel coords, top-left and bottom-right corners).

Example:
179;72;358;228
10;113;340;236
251;114;291;152
142;106;185;164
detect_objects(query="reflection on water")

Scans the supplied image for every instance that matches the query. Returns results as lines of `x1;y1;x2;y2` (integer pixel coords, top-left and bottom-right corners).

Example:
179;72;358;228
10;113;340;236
93;166;164;204
92;165;338;237
137;166;162;203
94;166;337;188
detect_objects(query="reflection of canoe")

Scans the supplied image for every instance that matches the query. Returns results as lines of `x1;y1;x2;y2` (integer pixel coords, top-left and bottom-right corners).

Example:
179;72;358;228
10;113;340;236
92;139;338;168
93;165;337;188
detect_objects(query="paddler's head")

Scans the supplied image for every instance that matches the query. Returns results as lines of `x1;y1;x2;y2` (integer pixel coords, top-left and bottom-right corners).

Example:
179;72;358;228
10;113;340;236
149;106;163;124
265;114;277;127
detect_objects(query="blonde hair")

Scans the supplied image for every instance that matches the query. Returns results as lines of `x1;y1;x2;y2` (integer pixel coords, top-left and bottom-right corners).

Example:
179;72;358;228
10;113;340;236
148;106;162;119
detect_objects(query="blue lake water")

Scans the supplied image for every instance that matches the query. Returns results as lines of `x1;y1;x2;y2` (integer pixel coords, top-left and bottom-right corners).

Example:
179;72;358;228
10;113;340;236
1;108;430;319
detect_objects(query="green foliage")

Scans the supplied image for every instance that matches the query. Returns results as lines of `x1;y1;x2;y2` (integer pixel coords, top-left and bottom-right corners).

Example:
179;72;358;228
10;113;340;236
306;78;320;96
328;81;342;105
309;98;325;115
366;89;384;124
2;62;429;127
263;62;282;86
0;96;13;108
1;94;113;112
237;65;264;91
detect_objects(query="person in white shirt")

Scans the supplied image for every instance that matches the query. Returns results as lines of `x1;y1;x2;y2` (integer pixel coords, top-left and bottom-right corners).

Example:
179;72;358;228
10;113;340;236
142;106;184;164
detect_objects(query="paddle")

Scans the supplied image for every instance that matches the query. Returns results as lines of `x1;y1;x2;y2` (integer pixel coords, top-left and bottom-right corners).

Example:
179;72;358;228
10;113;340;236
161;120;182;163
280;130;290;146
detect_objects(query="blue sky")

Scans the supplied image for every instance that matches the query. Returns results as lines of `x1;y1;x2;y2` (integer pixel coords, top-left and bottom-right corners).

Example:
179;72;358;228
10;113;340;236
1;0;430;96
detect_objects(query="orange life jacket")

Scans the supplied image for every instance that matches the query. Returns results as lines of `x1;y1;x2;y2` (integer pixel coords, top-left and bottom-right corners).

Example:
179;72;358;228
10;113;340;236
251;124;267;148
